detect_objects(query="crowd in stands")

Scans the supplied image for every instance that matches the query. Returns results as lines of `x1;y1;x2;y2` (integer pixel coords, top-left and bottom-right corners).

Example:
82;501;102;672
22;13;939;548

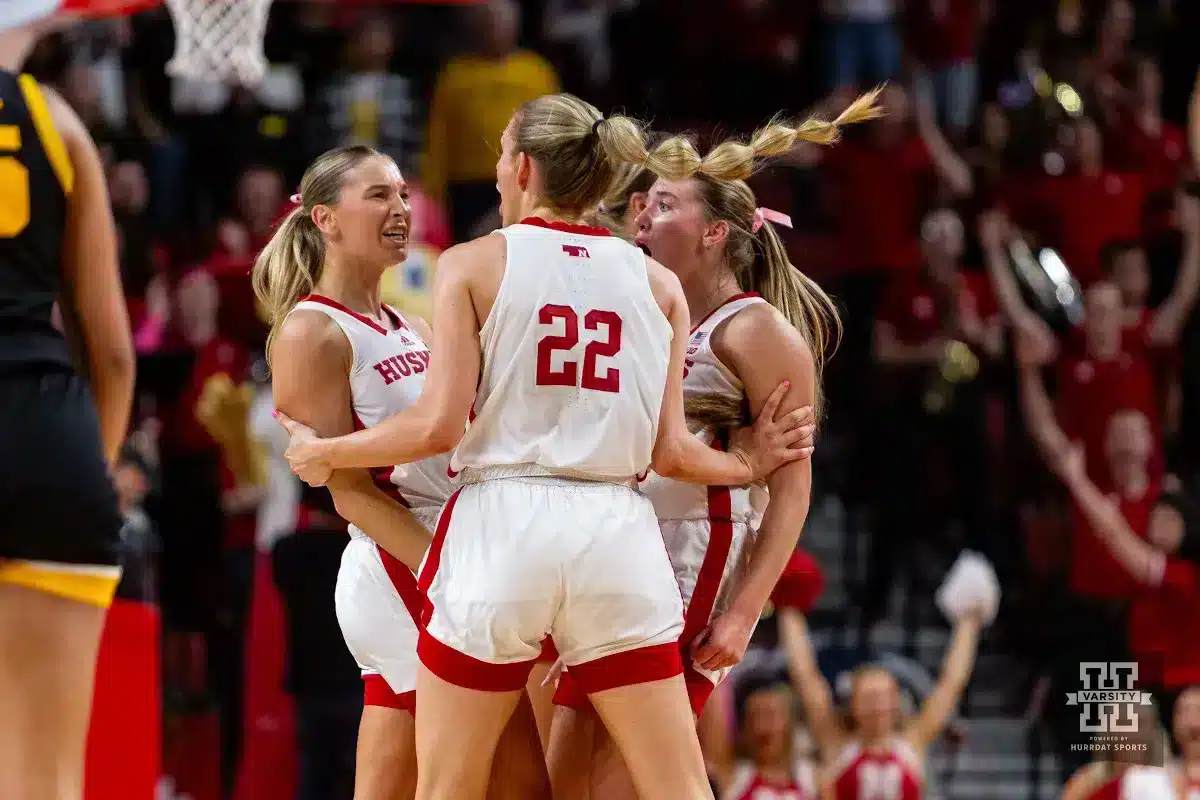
31;0;1200;796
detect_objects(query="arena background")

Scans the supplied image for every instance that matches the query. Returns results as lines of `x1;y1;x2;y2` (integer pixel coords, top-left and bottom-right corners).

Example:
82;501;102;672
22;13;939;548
35;0;1200;797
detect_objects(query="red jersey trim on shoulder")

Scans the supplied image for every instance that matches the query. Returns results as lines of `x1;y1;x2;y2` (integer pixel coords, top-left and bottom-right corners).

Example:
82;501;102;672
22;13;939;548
690;292;762;334
300;294;393;336
519;216;612;237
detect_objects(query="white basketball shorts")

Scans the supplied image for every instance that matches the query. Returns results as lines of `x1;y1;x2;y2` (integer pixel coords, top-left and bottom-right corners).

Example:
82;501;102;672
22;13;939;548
335;505;440;711
417;475;685;693
555;484;758;714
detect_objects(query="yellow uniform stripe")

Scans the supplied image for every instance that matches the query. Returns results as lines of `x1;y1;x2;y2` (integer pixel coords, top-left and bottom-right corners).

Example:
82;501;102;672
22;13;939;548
17;74;74;196
0;124;19;150
0;560;121;608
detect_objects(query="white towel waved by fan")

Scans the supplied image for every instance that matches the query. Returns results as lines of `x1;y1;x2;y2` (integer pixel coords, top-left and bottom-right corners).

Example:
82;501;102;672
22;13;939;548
935;551;1000;626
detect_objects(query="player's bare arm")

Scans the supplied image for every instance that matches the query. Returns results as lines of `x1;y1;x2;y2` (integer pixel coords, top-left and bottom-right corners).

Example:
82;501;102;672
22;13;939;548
692;302;817;671
647;256;811;485
51;84;134;464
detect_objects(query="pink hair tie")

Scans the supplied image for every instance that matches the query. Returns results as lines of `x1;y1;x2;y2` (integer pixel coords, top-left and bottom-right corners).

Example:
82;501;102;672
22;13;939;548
751;206;793;233
290;193;302;206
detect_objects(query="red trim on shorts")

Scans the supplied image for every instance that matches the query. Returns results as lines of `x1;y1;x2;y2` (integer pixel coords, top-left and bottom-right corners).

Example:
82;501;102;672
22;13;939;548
554;658;706;712
689;292;762;334
363;674;415;711
683;669;716;716
681;484;734;649
417;629;537;692
416;488;461;627
300;294;396;335
538;639;558;663
561;641;683;695
552;670;588;709
676;481;735;714
519;216;613;237
376;545;424;623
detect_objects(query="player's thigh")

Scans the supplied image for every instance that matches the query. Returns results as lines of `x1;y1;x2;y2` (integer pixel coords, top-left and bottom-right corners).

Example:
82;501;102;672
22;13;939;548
0;582;109;798
355;705;417;800
486;691;550;800
587;675;710;798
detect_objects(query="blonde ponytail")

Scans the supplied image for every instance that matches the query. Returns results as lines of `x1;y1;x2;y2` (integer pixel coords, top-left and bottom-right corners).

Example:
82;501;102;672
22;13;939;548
512;94;653;213
249;145;383;365
668;93;882;428
645;87;885;183
252;206;325;362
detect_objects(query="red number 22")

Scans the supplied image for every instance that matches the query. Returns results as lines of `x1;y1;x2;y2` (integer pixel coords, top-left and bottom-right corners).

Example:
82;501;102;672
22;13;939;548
536;304;622;393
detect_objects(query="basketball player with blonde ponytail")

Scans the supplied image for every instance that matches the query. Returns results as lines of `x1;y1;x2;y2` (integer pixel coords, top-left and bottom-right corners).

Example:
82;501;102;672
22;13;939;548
254;145;551;800
546;89;882;799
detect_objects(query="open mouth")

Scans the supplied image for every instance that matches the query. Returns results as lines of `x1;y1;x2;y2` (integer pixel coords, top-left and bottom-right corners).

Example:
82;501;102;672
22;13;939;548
383;229;408;245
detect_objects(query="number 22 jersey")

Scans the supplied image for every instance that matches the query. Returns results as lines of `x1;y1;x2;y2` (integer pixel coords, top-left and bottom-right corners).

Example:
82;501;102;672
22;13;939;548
450;218;672;481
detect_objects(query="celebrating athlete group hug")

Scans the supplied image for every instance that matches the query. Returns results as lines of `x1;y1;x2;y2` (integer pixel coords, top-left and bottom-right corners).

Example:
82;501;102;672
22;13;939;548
251;84;997;800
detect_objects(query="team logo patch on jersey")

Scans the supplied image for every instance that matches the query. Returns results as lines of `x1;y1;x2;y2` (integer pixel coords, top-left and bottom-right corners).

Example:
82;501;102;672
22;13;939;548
562;244;590;259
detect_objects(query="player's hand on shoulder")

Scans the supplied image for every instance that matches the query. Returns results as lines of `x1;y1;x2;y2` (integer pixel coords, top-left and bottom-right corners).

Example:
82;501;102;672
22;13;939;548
275;411;333;487
728;381;815;481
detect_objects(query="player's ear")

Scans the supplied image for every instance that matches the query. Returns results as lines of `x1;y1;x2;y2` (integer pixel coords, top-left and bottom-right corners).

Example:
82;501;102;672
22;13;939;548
311;205;337;238
701;219;729;250
516;152;533;193
628;192;649;219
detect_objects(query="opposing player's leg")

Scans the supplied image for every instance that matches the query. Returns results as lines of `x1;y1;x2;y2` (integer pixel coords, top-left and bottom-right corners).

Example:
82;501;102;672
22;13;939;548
0;373;124;800
0;577;113;800
354;704;417;800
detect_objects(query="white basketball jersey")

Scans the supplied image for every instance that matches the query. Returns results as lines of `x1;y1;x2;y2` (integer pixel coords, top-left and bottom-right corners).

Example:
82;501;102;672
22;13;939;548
290;296;454;516
450;218;672;481
641;294;766;523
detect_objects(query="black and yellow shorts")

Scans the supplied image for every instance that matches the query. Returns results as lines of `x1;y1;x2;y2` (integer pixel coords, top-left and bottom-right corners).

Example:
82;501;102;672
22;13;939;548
0;369;122;607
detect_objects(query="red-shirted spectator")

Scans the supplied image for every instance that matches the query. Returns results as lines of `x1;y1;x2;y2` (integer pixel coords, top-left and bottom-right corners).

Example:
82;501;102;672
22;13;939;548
1019;336;1157;600
211;165;288;267
861;208;1003;629
875;210;1003;364
1052;442;1200;692
810;85;973;277
1088;0;1135;93
1103;194;1200;337
1114;58;1189;230
1055;283;1162;489
1021;117;1146;286
907;0;981;136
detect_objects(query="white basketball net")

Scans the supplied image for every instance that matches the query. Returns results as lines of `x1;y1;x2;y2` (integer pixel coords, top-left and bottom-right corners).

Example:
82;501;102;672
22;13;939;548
164;0;273;86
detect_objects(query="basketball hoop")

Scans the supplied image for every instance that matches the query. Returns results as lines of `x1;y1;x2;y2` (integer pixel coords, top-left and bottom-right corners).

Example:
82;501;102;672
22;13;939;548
163;0;273;86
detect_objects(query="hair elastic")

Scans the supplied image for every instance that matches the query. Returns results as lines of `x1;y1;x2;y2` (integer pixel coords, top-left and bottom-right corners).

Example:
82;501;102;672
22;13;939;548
751;207;793;234
591;118;604;137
